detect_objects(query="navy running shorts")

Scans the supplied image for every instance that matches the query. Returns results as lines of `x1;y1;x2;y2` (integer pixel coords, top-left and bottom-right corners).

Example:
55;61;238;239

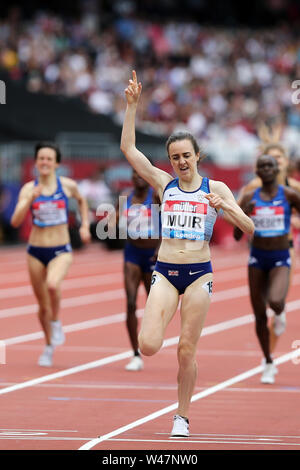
124;242;156;272
153;260;213;295
27;244;72;266
248;246;291;272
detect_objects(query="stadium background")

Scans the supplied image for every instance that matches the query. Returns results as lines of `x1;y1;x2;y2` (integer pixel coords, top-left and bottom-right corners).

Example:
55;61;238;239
1;0;300;247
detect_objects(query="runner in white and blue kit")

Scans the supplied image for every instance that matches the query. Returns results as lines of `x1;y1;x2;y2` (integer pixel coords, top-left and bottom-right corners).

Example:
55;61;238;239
120;70;254;438
155;176;217;294
234;153;300;385
11;142;90;367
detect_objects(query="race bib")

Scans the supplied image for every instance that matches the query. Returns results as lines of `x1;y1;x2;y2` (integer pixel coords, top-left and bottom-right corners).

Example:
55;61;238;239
32;200;68;225
151;273;162;286
251;206;284;234
162;200;207;240
202;280;213;297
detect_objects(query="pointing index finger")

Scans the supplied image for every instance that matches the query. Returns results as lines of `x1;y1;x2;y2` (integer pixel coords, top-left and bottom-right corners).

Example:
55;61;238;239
132;70;137;84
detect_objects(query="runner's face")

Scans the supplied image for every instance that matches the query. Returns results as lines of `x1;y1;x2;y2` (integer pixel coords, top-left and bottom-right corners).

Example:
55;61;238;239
256;155;278;183
35;148;58;176
266;147;288;173
168;139;200;181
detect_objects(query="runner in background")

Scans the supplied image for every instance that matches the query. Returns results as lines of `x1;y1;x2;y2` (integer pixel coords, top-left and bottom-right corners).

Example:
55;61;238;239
115;169;161;371
234;153;300;383
237;122;300;352
11;142;91;367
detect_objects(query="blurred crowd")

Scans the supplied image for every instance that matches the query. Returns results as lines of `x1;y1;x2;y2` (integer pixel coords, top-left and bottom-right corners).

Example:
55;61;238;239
1;3;300;163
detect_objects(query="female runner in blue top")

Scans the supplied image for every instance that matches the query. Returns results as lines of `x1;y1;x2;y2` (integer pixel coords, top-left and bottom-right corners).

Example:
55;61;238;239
11;142;91;367
120;70;254;438
116;169;161;371
234;154;300;384
236;123;300;353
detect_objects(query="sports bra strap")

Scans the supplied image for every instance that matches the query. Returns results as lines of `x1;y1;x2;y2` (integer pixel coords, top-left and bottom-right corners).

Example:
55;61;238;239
199;177;210;193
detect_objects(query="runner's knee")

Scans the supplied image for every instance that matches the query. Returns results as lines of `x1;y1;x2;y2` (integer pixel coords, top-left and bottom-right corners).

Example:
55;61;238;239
177;340;196;367
138;332;162;356
126;297;137;315
38;305;51;318
46;278;59;294
269;297;285;314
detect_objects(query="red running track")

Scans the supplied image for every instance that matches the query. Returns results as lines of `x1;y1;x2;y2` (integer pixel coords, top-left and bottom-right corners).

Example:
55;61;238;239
0;242;300;451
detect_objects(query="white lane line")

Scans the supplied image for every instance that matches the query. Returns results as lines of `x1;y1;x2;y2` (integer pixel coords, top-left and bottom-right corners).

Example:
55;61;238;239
224;387;300;393
3;310;143;345
0;382;178;390
0;308;253;349
0;437;94;441
121;436;281;441
0;351;134;396
103;438;300;447
155;432;300;438
0;273;123;299
0;263;121;285
1;437;299;446
0;428;78;432
0;288;125;319
0;382;300;394
78;347;300;450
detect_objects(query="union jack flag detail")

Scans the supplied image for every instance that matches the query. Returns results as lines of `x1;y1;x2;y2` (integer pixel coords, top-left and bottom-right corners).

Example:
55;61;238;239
168;270;179;276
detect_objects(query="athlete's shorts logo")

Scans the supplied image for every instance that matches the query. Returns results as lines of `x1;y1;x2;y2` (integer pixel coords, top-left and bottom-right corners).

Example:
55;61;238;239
189;269;204;275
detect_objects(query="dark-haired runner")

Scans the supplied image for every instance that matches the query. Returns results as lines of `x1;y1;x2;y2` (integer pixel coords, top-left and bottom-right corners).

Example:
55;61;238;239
120;71;254;437
11;143;91;367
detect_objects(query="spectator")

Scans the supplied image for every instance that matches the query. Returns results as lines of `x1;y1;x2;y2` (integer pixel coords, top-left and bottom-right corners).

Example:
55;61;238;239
78;167;113;241
1;7;300;165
